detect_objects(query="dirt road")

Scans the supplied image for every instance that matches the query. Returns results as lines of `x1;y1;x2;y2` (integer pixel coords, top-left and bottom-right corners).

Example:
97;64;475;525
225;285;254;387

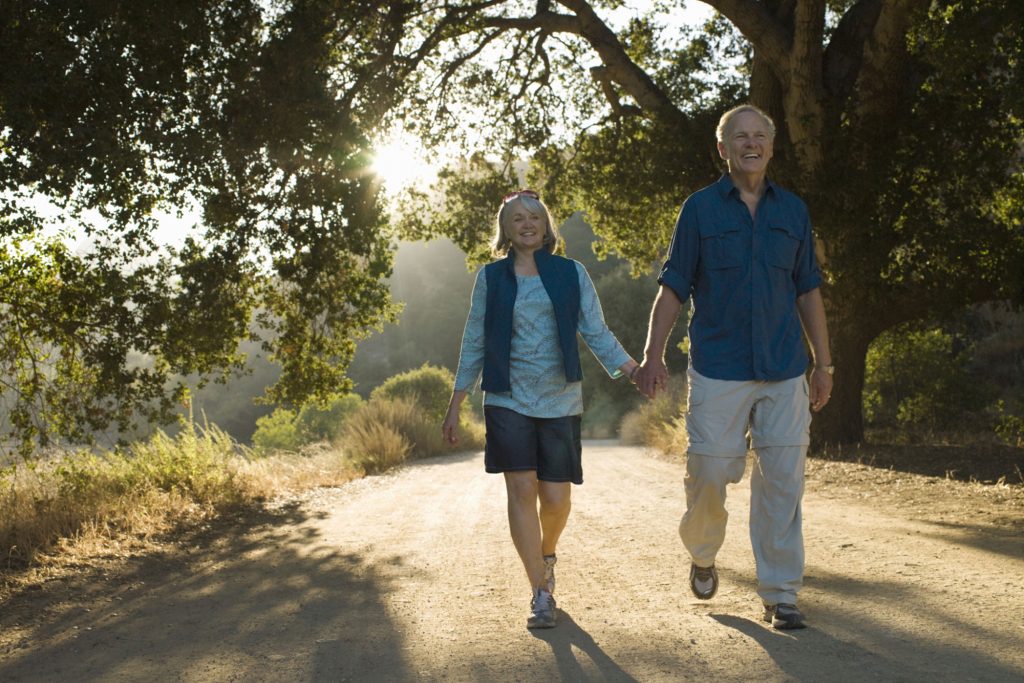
2;443;1023;682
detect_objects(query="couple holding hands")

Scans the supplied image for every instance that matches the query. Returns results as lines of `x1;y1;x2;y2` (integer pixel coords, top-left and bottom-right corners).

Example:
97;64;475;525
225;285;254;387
441;104;834;631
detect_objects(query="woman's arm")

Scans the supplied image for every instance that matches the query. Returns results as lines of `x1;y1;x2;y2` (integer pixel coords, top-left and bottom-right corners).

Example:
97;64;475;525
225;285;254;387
575;263;635;378
444;269;487;443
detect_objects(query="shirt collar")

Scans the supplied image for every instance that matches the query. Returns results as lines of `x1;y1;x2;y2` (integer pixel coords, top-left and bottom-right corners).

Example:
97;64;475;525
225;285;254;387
716;173;777;200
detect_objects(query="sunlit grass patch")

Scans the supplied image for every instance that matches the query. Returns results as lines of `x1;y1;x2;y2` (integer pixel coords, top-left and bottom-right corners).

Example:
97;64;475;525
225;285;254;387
0;421;360;572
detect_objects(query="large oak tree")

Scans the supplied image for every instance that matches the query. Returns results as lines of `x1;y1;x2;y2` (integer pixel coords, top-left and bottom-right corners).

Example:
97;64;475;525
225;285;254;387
2;0;1020;451
390;0;1024;443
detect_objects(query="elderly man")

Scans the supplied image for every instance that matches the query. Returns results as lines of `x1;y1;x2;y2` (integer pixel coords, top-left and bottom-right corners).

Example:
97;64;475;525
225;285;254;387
637;104;833;629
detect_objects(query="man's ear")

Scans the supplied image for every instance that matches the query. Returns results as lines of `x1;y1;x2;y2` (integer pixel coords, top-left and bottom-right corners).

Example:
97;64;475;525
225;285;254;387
716;141;727;160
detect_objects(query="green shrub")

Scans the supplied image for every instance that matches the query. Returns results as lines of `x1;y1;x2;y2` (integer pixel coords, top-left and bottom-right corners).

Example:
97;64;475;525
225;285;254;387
864;324;996;431
994;398;1024;447
297;393;364;443
252;394;365;454
127;422;243;504
370;363;454;423
252;408;302;453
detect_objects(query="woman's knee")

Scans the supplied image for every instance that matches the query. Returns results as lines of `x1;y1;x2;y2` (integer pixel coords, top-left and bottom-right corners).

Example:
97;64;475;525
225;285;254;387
538;481;571;514
504;471;539;503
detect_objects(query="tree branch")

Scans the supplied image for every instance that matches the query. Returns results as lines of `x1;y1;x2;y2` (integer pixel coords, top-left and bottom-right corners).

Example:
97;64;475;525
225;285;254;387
589;66;642;117
554;0;687;128
700;0;792;80
822;0;883;98
853;0;930;122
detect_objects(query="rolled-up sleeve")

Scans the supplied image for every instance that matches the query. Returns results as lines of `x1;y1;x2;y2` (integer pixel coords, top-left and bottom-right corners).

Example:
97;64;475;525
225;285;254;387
793;208;823;295
657;200;699;302
453;268;486;392
575;263;631;378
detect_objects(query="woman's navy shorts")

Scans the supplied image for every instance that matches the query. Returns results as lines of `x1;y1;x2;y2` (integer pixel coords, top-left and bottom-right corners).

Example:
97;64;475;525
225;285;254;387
483;406;583;484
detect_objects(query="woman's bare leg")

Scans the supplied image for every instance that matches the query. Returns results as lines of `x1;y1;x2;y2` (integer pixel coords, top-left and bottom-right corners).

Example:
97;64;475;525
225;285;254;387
504;471;546;590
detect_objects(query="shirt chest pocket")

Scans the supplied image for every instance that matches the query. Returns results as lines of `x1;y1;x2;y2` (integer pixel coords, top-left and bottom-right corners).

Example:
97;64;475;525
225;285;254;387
767;224;801;270
699;225;742;269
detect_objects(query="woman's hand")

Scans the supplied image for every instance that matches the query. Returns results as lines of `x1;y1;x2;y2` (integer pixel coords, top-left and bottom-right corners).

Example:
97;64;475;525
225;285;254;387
442;407;460;445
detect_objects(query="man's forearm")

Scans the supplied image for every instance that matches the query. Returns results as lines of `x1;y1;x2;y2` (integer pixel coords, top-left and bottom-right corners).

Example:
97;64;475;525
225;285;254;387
796;288;831;366
644;285;684;362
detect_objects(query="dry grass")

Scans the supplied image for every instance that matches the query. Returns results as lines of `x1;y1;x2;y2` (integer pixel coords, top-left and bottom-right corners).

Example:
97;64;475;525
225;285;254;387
341;396;485;472
0;422;361;574
343;419;413;474
618;382;688;453
1;396;487;578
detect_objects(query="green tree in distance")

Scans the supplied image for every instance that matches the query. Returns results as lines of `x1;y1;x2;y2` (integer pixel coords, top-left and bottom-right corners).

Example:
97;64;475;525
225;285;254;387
0;1;417;453
390;0;1024;444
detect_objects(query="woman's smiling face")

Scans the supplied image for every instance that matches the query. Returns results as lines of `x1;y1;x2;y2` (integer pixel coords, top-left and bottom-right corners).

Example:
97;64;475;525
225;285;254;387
503;199;547;253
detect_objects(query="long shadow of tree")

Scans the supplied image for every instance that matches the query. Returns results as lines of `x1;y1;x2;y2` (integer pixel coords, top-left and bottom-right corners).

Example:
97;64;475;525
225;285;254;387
0;502;414;682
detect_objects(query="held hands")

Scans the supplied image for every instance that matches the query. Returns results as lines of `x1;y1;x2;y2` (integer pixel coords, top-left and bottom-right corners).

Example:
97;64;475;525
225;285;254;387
634;358;668;399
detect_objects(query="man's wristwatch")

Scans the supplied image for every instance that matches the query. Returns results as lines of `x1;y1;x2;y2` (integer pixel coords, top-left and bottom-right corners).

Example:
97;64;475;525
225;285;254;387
816;364;835;375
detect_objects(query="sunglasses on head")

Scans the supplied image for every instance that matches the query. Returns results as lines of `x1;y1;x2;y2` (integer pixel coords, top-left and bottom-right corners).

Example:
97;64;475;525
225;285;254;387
502;189;540;203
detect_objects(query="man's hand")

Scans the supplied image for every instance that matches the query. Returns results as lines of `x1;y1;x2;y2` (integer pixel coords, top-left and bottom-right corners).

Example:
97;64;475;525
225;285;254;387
636;358;669;399
809;367;833;412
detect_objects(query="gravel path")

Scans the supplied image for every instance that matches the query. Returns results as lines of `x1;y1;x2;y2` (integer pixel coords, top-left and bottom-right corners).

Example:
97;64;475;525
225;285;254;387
2;443;1022;682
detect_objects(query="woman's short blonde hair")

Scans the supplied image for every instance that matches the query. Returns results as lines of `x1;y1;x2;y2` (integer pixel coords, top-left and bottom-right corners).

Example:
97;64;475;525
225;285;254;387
491;193;560;256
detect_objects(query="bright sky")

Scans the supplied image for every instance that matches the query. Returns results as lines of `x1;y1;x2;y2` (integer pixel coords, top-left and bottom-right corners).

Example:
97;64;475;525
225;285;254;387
38;1;716;251
370;1;715;196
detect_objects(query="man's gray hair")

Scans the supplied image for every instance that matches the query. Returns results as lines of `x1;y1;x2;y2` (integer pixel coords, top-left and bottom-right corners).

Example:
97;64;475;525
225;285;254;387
716;104;776;142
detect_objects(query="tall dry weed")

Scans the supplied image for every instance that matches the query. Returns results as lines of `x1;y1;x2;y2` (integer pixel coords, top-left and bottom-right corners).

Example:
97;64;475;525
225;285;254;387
619;380;688;454
0;421;257;569
341;396;484;474
1;396;485;573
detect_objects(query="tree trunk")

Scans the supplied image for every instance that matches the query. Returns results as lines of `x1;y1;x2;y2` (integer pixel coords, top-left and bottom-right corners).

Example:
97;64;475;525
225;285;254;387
810;311;874;446
806;290;880;448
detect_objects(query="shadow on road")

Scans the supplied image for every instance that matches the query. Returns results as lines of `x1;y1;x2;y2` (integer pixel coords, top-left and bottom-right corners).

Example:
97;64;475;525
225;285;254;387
713;572;1023;683
529;609;639;682
0;502;414;682
916;518;1024;560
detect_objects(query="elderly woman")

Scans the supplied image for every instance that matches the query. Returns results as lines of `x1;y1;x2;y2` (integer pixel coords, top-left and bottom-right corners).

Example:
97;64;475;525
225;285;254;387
442;189;638;629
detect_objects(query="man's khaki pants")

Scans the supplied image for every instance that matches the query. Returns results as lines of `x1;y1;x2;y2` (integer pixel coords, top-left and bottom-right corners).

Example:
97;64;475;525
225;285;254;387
679;368;811;605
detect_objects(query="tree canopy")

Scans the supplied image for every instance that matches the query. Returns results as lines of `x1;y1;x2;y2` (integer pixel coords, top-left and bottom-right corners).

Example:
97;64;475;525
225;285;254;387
387;0;1024;443
1;0;1021;450
0;1;404;453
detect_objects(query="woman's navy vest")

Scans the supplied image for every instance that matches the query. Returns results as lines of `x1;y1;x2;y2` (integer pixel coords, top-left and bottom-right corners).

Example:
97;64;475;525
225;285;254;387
481;249;583;392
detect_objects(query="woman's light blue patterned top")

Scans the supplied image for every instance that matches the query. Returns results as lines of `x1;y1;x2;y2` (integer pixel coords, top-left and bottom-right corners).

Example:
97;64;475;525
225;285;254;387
454;260;631;418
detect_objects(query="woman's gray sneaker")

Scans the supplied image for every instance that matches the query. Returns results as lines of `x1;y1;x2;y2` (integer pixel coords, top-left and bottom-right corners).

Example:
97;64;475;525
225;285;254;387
527;588;557;629
763;602;806;629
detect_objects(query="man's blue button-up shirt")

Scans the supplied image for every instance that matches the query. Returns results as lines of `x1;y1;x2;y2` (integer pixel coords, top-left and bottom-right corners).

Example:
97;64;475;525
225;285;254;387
658;174;823;382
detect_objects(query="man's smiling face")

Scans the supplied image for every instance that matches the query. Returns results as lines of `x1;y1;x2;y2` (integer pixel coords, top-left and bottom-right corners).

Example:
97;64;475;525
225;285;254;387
718;110;775;178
